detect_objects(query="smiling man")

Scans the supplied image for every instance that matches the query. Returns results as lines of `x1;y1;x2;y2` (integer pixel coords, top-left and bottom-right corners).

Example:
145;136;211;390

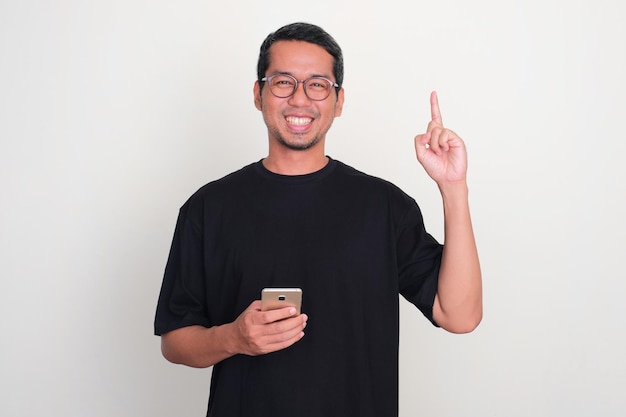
155;22;482;417
256;40;343;160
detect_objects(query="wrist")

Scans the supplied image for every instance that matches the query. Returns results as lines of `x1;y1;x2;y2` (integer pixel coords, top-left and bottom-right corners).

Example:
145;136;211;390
438;180;469;201
216;322;241;357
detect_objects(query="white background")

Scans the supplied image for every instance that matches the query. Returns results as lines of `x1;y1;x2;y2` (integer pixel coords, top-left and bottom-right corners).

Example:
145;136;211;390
1;1;625;416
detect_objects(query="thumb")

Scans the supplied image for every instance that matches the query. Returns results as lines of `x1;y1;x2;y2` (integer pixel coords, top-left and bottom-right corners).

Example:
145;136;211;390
414;132;431;160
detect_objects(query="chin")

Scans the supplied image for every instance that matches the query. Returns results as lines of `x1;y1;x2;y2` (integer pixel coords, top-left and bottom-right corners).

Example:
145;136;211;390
277;135;320;151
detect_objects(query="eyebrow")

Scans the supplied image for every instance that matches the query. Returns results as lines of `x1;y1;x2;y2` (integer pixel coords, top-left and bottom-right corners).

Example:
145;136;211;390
271;70;333;80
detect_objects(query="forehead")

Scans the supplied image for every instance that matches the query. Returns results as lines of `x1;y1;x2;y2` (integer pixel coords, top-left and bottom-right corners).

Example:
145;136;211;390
267;40;334;78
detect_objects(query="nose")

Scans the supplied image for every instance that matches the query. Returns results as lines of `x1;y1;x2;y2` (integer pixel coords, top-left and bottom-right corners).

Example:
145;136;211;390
288;80;311;105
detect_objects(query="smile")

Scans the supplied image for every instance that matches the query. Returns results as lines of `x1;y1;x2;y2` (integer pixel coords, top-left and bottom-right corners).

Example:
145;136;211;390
286;116;313;126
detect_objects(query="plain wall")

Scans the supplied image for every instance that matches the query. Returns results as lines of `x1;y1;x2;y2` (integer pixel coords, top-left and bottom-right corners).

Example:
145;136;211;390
1;1;625;416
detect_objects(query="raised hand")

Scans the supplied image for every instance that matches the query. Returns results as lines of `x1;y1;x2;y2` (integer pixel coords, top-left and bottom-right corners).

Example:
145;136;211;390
414;91;468;186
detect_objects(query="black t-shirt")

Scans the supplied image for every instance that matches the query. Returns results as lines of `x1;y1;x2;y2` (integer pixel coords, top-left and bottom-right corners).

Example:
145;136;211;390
155;158;442;417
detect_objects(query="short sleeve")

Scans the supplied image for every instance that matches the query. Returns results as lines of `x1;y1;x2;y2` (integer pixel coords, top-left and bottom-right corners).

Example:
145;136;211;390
395;194;443;327
154;203;212;335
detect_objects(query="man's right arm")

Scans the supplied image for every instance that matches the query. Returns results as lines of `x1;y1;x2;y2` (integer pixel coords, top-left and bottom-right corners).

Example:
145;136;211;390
161;300;308;368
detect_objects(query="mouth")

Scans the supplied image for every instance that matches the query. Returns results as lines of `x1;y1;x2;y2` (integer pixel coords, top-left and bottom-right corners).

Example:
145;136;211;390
285;116;313;127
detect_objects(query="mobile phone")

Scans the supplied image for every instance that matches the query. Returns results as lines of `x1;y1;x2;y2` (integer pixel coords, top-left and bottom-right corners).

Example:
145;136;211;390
261;288;302;314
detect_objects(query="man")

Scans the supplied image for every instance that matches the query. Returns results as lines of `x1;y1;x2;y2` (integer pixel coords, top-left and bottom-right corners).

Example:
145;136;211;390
155;22;482;417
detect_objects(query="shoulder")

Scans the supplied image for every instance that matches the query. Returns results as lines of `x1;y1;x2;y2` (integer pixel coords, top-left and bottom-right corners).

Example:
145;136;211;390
176;162;259;220
332;159;412;201
331;159;423;224
187;162;257;201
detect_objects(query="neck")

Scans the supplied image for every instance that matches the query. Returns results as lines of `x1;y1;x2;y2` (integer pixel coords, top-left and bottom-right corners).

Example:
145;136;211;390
262;151;329;175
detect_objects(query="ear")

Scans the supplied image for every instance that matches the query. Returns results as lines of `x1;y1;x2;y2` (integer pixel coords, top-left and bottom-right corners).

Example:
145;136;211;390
334;88;345;117
254;81;262;110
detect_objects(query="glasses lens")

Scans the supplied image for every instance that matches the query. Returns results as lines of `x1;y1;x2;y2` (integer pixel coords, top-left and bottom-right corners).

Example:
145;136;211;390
267;75;297;98
265;75;334;100
305;77;332;100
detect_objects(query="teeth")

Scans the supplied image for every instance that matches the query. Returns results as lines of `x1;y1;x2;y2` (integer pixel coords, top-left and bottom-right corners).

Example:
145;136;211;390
286;117;312;126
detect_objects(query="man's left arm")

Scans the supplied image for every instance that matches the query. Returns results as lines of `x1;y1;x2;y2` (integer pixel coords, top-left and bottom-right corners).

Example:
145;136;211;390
414;91;483;333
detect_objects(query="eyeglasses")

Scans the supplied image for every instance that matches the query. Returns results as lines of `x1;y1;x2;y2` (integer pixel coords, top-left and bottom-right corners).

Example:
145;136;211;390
261;74;339;101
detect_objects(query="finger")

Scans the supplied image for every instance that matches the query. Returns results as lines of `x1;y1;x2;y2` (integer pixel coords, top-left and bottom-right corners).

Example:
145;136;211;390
414;132;430;147
261;306;300;324
430;90;443;127
268;314;308;335
428;127;443;155
414;132;431;160
261;316;308;352
438;130;451;153
438;128;461;152
249;300;263;311
248;322;306;355
264;327;306;352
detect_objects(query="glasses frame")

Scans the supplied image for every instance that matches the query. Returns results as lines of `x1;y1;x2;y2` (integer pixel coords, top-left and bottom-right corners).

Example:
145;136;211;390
260;74;340;101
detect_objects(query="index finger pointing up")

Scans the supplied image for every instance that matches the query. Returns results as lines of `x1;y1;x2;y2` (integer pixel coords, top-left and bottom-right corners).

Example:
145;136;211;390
430;90;443;125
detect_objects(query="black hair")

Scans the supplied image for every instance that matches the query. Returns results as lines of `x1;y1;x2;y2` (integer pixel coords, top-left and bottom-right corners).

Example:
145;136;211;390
257;22;344;90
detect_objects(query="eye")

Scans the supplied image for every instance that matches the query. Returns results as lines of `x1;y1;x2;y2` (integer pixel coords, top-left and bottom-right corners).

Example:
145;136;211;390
308;78;330;90
272;76;296;88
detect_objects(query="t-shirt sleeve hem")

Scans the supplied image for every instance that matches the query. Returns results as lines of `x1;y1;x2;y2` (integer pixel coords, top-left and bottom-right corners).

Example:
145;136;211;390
154;317;212;336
